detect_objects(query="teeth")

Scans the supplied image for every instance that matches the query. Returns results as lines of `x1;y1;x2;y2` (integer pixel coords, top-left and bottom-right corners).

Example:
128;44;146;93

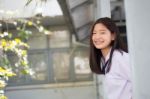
95;41;103;44
95;40;103;43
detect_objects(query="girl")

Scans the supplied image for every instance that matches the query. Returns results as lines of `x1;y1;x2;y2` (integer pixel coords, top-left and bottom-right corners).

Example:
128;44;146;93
89;17;132;99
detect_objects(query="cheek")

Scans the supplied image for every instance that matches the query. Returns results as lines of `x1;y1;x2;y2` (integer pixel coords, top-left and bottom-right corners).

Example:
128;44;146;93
91;35;95;41
105;36;113;44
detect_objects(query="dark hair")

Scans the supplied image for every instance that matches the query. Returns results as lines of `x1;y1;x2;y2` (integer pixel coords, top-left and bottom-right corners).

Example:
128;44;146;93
89;17;125;74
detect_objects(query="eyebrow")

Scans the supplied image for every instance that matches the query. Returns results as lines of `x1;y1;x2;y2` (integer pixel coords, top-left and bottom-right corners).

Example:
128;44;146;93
93;29;106;32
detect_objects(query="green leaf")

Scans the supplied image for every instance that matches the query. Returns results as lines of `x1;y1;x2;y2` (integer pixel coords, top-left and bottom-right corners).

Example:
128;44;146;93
25;0;32;6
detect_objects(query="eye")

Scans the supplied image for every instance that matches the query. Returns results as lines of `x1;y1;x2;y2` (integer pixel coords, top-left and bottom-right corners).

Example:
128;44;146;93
100;32;105;34
92;32;96;35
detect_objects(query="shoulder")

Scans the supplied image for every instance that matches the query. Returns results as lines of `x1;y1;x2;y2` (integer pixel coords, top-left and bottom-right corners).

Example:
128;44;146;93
111;50;131;80
113;50;129;63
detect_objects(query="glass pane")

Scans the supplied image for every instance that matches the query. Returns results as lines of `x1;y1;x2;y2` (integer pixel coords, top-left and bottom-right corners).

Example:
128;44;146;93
7;55;27;85
49;30;70;48
8;51;49;85
28;52;48;82
73;49;91;79
52;52;70;80
111;0;125;21
27;30;47;49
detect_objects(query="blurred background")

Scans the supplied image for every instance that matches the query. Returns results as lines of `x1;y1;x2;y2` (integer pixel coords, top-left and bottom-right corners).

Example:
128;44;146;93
0;0;150;99
0;0;129;99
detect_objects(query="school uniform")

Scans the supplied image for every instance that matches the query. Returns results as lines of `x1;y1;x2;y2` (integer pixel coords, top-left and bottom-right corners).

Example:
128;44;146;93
101;49;132;99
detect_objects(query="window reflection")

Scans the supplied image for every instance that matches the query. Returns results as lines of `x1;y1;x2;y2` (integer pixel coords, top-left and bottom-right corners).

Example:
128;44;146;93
52;52;70;80
27;34;47;50
28;52;48;81
8;52;48;85
49;30;70;48
73;50;91;79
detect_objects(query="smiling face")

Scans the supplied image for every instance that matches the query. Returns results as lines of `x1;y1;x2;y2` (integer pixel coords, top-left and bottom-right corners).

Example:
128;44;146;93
92;23;115;51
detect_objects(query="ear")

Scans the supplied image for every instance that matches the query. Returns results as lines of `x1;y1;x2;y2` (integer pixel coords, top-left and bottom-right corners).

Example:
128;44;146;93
111;33;116;41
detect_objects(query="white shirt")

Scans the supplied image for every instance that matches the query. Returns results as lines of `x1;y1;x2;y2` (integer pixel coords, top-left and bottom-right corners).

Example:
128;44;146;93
102;50;132;99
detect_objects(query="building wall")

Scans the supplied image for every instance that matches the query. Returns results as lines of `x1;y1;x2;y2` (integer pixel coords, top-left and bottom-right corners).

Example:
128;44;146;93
6;82;97;99
125;0;150;98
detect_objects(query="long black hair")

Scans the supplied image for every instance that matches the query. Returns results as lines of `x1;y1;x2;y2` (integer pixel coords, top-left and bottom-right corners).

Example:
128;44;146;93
89;17;125;74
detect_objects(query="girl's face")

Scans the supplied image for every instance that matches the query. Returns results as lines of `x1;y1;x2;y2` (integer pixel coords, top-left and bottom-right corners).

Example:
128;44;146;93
92;23;115;50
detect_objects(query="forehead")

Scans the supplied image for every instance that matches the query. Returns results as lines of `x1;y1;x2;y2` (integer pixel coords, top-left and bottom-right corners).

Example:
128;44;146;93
93;23;108;31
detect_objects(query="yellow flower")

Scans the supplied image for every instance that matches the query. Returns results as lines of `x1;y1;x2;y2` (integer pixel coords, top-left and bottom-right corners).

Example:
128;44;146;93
0;67;7;73
27;21;33;26
1;39;7;47
0;67;16;77
15;38;21;44
0;80;6;88
21;50;27;56
0;95;7;99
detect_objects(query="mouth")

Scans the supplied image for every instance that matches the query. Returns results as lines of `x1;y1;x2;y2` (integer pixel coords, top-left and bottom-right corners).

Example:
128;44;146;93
94;41;104;45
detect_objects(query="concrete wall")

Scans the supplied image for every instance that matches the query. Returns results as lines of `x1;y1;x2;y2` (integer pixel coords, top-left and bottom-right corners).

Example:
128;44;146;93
6;82;97;99
125;0;150;99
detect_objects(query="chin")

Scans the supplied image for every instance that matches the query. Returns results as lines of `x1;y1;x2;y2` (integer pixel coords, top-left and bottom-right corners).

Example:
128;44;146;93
95;46;103;49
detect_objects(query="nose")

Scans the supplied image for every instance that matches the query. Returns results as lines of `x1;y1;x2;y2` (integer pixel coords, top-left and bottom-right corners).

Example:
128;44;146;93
93;34;101;39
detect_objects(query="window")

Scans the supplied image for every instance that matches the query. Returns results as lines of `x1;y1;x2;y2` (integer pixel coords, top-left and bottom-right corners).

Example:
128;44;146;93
49;30;70;48
27;29;47;50
52;50;70;81
73;48;91;80
8;27;92;86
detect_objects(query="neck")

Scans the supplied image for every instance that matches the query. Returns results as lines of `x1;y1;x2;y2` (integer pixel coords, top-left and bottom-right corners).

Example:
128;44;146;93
101;47;111;59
